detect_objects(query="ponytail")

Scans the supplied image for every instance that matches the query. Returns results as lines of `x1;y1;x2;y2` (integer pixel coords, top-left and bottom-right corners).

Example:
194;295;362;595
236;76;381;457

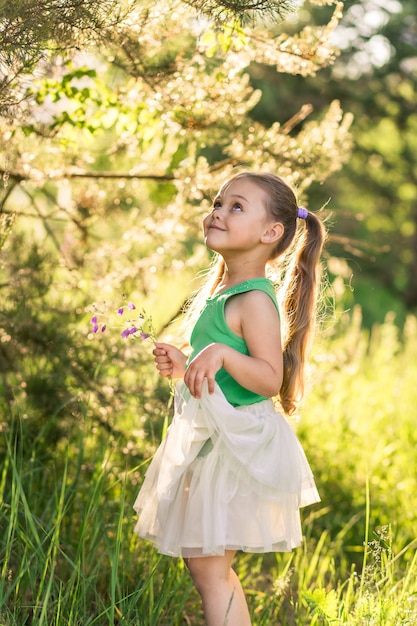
279;212;326;414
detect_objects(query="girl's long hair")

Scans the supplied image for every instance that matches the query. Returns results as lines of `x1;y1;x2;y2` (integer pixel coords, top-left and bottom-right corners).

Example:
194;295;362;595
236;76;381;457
182;172;326;415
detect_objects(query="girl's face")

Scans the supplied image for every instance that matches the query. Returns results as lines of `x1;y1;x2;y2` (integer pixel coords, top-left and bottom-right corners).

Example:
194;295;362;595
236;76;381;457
203;178;275;255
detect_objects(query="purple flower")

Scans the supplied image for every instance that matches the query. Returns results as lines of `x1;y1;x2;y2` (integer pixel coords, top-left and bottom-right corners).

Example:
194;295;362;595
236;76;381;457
140;332;150;340
91;316;97;325
92;324;99;333
101;325;106;332
121;326;137;338
127;302;136;310
117;308;124;316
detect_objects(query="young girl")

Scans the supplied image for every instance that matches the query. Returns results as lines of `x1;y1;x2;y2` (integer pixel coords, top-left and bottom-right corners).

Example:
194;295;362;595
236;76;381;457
134;171;325;625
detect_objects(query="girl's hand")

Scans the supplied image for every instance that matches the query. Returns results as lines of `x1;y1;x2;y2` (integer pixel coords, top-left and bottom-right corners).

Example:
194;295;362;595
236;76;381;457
184;343;225;399
153;343;187;379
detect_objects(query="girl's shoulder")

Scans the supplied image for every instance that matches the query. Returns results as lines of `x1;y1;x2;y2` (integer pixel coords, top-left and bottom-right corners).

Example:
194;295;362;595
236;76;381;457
214;278;280;318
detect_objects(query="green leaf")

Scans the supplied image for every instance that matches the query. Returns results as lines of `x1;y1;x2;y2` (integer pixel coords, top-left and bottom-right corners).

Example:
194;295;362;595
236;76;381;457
304;588;339;622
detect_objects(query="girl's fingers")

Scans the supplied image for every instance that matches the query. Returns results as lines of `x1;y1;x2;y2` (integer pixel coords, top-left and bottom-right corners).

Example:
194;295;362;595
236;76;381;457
185;368;214;398
157;363;173;377
153;347;167;358
183;369;194;396
155;355;170;366
153;347;173;377
156;363;170;374
206;375;215;394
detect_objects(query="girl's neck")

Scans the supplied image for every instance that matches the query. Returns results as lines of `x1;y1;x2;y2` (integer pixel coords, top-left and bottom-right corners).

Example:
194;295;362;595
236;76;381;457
215;261;267;294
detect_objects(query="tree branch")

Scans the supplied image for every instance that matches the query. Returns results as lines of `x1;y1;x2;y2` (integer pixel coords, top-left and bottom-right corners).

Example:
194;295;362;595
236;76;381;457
0;178;19;210
63;171;177;181
0;168;176;183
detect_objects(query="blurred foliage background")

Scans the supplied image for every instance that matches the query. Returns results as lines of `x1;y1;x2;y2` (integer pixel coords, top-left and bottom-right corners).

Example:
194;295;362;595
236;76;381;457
1;0;417;623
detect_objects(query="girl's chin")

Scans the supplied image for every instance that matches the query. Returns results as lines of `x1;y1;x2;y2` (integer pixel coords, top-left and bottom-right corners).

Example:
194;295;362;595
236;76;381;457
204;237;222;253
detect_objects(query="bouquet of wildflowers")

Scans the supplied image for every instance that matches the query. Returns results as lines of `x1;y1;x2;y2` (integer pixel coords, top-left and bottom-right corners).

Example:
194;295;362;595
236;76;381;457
89;300;155;343
88;298;175;401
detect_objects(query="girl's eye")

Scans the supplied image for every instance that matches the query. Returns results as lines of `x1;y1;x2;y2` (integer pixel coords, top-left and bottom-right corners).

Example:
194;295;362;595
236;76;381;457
212;201;242;211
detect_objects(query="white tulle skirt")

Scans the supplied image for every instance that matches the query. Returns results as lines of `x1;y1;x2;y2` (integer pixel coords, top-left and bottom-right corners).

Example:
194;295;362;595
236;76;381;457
133;381;320;558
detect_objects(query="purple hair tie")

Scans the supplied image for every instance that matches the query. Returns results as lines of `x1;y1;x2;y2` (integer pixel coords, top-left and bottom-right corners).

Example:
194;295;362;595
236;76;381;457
297;206;308;220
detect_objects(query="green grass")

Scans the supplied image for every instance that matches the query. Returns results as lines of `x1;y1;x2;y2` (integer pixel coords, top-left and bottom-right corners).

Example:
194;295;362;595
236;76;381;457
1;312;417;625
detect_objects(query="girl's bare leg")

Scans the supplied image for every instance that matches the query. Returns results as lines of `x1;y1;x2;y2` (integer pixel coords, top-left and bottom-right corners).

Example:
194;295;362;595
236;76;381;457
185;550;251;626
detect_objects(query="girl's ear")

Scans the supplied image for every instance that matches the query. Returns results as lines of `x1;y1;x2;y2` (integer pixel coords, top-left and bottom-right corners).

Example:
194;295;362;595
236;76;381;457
261;222;284;244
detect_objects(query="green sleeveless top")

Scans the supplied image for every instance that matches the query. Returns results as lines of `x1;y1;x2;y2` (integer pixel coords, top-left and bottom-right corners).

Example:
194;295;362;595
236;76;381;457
187;278;280;407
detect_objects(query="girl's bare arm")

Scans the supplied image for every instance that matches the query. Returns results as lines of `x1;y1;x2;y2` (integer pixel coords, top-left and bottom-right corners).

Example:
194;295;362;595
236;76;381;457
184;291;282;399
